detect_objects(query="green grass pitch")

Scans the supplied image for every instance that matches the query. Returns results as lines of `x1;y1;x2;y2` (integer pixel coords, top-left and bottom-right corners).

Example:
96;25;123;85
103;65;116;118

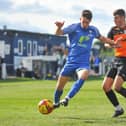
0;77;126;126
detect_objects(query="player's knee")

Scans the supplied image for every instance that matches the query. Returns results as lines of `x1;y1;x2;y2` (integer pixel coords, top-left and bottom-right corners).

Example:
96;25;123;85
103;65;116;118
102;83;110;92
114;86;121;93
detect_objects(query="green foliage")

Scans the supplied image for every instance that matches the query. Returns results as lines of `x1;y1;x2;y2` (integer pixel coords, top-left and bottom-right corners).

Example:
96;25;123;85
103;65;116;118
93;40;114;57
100;47;114;57
0;78;126;126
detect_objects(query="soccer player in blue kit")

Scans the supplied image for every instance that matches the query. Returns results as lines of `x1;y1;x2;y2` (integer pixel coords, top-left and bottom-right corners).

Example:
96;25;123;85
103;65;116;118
53;10;119;108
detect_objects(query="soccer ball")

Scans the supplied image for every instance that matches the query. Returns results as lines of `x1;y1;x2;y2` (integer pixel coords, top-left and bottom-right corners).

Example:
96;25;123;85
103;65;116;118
38;99;54;115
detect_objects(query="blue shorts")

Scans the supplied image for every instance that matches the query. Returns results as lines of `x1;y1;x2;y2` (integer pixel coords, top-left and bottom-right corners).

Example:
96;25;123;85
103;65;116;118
60;63;90;77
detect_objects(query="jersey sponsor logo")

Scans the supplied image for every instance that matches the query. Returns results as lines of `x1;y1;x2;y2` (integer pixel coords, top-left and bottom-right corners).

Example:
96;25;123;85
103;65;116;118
78;36;90;48
78;43;87;48
79;36;89;43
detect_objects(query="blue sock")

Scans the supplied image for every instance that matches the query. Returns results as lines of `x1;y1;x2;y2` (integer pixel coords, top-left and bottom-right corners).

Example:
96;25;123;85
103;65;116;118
54;90;63;104
67;79;85;99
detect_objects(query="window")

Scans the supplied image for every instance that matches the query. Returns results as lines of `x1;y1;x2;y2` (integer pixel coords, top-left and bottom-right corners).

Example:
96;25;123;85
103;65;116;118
27;40;32;56
33;41;38;56
18;40;23;55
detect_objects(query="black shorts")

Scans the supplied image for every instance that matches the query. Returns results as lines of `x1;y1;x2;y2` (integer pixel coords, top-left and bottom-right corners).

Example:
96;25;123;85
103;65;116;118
106;57;126;81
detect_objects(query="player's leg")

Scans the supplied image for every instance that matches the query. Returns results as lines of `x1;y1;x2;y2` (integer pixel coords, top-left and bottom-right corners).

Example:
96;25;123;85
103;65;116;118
60;69;89;106
114;66;126;97
102;68;124;117
53;64;75;108
67;69;89;98
53;75;69;108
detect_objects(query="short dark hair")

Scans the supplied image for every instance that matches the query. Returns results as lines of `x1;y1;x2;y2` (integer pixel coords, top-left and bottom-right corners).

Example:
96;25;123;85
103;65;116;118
81;10;93;20
113;9;126;17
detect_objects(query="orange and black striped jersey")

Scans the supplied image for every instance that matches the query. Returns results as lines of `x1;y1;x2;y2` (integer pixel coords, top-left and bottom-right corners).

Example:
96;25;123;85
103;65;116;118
108;25;126;57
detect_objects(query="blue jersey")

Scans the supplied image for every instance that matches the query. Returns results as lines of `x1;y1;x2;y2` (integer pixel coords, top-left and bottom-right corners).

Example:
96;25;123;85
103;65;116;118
63;23;101;65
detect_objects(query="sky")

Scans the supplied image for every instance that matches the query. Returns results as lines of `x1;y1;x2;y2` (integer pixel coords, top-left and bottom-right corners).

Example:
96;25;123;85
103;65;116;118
0;0;125;35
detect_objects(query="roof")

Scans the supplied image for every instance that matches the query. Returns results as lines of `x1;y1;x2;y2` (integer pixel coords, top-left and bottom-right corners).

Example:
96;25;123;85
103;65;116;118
0;28;66;39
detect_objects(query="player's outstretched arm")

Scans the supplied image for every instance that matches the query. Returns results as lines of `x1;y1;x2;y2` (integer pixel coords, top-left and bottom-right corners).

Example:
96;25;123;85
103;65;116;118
101;36;122;48
98;36;121;47
99;36;114;45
